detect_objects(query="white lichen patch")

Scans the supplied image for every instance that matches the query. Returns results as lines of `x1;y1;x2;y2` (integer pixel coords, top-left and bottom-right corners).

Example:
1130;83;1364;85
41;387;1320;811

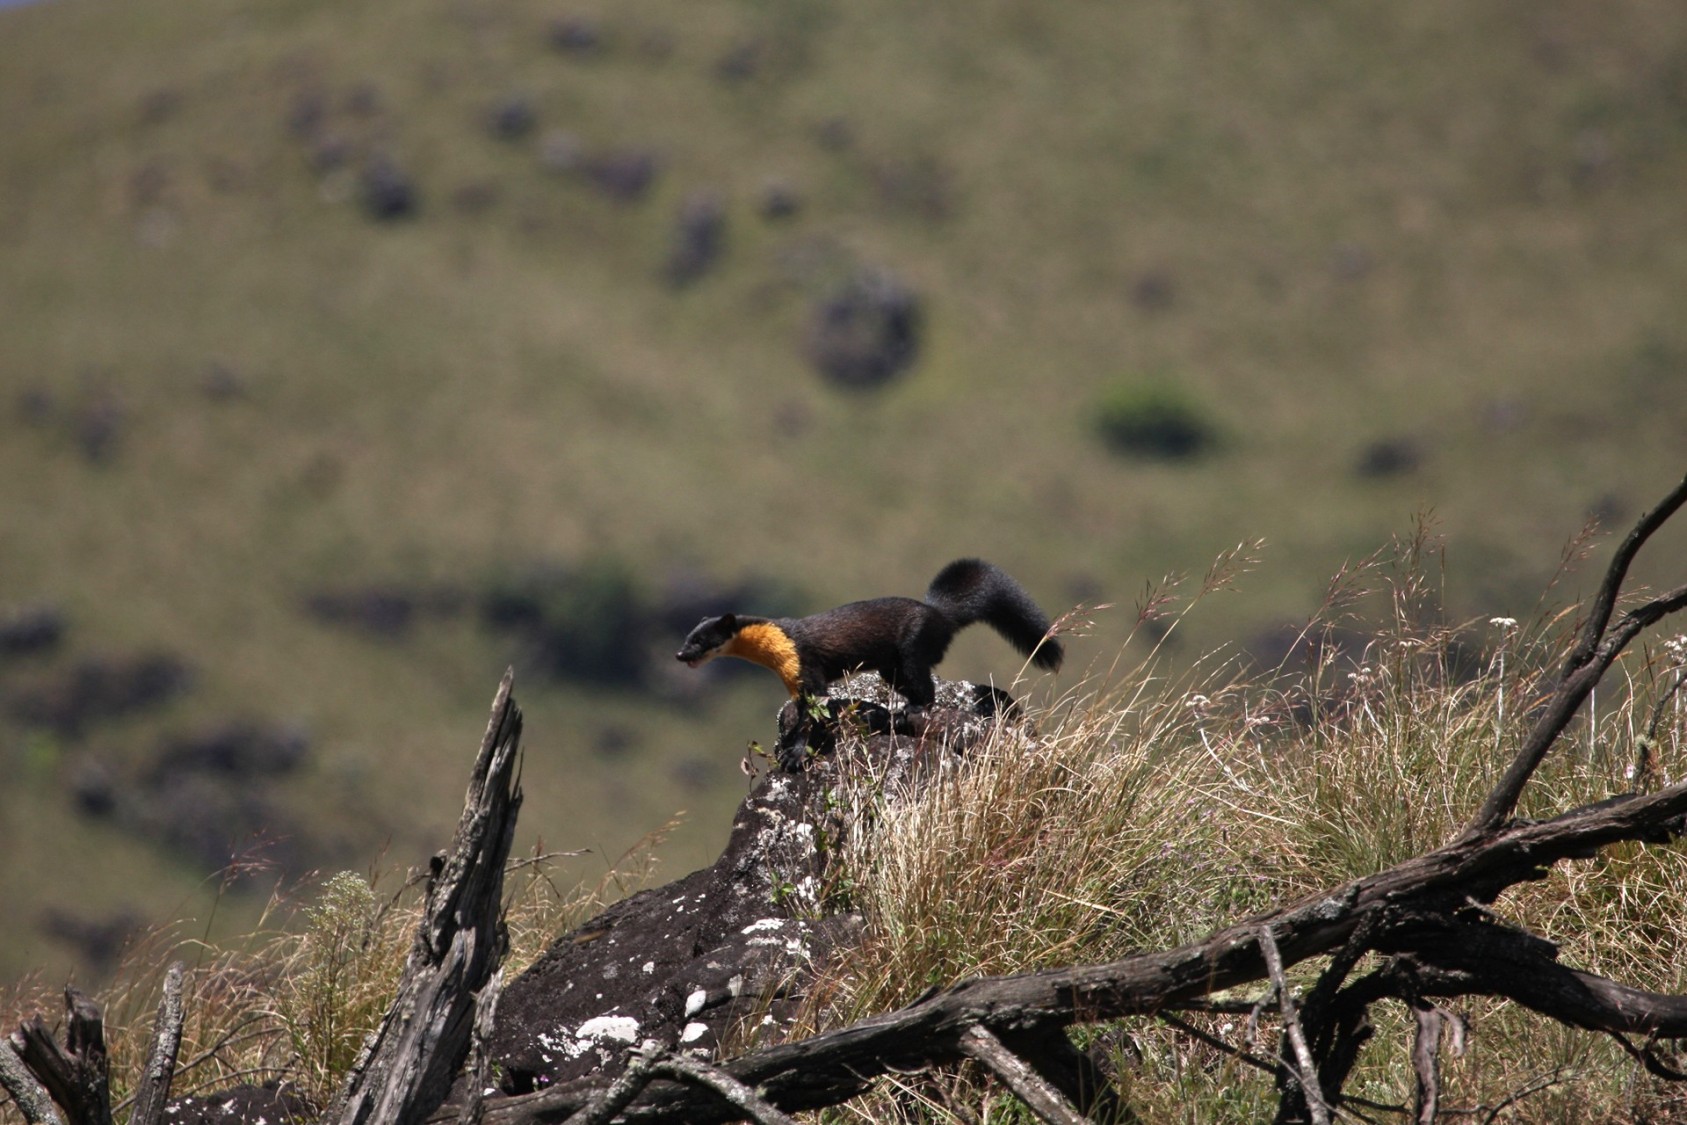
576;1015;641;1043
681;1022;709;1043
540;1013;644;1060
685;988;708;1017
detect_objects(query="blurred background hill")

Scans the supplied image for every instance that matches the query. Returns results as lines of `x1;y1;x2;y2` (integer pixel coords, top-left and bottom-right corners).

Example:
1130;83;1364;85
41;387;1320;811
1;0;1684;986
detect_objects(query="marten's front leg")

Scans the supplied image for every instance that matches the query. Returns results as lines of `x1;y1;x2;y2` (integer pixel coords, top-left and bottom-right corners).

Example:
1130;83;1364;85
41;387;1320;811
776;691;833;770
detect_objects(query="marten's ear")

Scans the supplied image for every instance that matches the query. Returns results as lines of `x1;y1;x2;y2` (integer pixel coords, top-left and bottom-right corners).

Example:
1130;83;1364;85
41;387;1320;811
717;613;737;630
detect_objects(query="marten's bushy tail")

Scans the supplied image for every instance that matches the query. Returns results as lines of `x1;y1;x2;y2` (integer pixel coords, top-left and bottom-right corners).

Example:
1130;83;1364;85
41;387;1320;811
925;558;1064;671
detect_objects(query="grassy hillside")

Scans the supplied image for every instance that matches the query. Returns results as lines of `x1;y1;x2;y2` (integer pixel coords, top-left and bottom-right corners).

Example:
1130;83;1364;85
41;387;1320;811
2;0;1685;984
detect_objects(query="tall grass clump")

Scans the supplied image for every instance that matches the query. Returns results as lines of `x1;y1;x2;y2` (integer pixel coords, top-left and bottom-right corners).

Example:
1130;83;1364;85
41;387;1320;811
803;529;1687;1123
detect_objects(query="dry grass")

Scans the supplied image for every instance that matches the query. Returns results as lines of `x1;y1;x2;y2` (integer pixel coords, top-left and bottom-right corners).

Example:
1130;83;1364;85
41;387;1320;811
3;533;1684;1123
0;827;670;1121
802;535;1687;1123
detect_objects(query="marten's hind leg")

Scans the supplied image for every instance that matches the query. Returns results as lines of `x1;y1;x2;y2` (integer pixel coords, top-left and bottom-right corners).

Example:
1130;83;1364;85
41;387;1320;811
884;658;938;709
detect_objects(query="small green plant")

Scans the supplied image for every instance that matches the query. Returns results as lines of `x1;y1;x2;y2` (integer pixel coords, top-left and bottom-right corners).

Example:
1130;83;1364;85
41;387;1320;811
1092;379;1217;461
269;872;403;1104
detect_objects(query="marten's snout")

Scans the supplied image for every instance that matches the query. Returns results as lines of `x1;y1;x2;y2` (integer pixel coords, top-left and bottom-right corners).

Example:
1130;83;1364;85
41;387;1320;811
676;635;717;667
677;615;734;668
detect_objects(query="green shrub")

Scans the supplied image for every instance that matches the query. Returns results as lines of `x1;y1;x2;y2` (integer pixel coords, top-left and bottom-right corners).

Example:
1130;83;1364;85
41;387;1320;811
1092;379;1217;461
480;556;650;687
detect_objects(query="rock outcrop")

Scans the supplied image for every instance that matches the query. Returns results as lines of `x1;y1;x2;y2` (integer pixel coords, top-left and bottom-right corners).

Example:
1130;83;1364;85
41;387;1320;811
485;674;1016;1097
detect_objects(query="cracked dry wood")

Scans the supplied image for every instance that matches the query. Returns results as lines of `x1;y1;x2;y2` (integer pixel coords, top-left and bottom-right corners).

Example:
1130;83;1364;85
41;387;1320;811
329;669;524;1125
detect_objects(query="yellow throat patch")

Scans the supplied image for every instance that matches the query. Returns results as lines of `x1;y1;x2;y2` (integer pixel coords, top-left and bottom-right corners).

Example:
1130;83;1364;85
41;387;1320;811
726;622;803;696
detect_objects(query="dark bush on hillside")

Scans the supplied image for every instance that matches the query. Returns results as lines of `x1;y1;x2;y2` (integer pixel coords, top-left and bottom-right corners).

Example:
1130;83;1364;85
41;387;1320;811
548;16;603;54
37;908;141;977
1130;267;1177;311
75;387;126;463
7;651;192;736
302;582;467;639
0;603;65;658
664;189;727;287
656;571;803;637
804;269;923;390
148;720;311;783
1093;379;1217;461
360;153;417;220
64;719;320;877
129;773;307;874
486;95;537;142
582;148;659;202
304;587;416;637
15;385;54;426
478;560;804;691
1354;436;1424;478
481;557;650;687
759;180;801;220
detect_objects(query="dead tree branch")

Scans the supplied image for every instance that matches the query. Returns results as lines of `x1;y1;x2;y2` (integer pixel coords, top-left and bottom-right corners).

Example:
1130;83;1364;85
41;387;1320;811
561;1049;663;1125
956;1025;1087;1125
1260;925;1331;1125
128;961;186;1125
330;669;524;1125
1409;1005;1441;1125
9;990;111;1125
1466;471;1687;834
643;1054;798;1125
0;1038;64;1125
993;1025;1133;1123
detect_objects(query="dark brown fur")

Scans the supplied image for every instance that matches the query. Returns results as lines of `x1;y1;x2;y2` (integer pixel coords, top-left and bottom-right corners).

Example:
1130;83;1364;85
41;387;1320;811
676;559;1062;709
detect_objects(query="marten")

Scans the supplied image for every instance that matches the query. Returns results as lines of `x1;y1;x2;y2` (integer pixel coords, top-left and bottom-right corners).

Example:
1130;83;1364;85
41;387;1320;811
675;558;1063;711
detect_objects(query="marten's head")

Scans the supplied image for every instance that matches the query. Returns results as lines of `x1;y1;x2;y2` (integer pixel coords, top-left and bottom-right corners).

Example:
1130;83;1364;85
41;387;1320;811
677;614;803;695
676;614;741;667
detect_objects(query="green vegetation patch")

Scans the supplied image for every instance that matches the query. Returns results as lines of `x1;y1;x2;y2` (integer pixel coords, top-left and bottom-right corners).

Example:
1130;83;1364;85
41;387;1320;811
1092;377;1219;461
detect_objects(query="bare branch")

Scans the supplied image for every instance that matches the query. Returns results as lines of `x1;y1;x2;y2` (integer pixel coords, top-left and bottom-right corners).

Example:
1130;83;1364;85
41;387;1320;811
1260;925;1331;1125
1380;915;1687;1038
957;1025;1087;1125
1569;472;1687;676
647;1053;798;1125
1467;471;1687;834
561;1049;661;1125
994;1025;1131;1122
11;991;112;1125
1477;1068;1570;1125
1410;1005;1441;1125
129;961;186;1125
1467;580;1687;834
0;1038;64;1125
